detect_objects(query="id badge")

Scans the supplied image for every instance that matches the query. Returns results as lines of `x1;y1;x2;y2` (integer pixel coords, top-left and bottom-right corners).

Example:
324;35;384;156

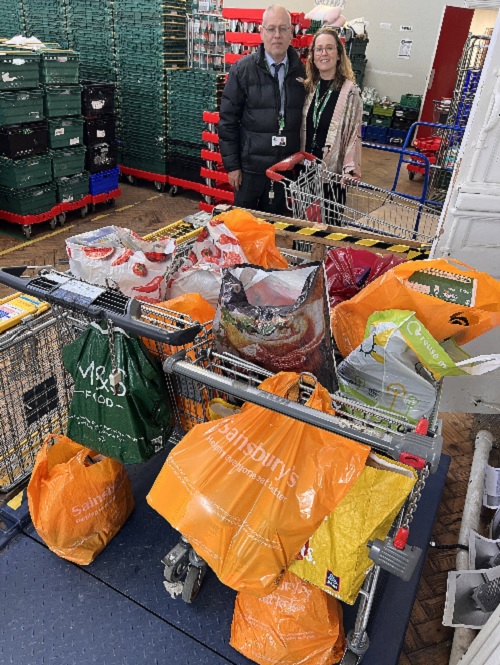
272;136;287;147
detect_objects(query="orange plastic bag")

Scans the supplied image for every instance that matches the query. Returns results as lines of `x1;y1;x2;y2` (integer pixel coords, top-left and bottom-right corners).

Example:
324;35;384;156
215;208;288;269
230;571;345;665
28;434;134;565
147;372;369;595
331;258;500;358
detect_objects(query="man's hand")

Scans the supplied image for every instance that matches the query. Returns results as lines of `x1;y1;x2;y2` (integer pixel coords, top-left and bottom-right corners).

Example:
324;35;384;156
228;169;242;191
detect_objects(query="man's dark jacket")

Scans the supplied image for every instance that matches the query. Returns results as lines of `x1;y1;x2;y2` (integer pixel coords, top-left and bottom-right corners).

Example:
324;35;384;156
218;45;306;175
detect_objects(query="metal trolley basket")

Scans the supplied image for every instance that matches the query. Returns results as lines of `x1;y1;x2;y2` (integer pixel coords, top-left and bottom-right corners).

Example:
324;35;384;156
0;246;443;663
266;151;441;245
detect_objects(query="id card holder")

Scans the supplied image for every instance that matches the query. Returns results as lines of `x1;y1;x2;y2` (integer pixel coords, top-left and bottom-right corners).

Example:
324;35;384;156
272;136;287;147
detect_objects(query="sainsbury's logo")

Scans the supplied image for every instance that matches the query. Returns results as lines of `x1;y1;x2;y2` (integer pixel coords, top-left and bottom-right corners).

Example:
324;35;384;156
215;421;299;487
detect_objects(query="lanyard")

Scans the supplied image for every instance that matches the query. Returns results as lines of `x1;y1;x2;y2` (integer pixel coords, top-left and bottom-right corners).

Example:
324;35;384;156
311;82;333;149
265;58;288;133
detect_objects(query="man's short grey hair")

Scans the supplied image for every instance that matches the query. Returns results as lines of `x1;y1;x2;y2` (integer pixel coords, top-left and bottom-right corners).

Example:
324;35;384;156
262;5;292;26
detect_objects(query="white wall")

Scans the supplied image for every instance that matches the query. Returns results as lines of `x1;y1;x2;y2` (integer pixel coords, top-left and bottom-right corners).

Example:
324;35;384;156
470;7;498;32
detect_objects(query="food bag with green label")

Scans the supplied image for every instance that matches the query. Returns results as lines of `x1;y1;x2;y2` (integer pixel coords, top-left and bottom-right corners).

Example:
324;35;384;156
337;309;500;423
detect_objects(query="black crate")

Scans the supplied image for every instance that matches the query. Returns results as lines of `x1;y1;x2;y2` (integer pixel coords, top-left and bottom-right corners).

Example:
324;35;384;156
393;106;419;122
391;117;415;131
0;122;48;159
168;153;204;184
84;115;116;146
86;142;117;173
81;81;116;116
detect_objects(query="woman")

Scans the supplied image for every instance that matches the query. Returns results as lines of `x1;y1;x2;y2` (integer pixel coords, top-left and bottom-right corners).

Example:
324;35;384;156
301;27;362;221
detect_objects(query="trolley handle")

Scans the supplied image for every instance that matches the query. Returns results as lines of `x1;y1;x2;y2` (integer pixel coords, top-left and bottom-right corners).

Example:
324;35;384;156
266;151;317;182
0;266;203;347
164;353;442;472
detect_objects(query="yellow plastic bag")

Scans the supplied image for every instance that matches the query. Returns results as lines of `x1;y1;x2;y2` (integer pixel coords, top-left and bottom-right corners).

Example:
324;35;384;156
28;434;135;565
147;372;370;596
230;571;345;665
331;258;500;358
290;453;416;604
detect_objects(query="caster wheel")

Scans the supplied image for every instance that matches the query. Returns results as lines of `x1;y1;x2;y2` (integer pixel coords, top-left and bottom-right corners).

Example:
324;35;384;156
170;185;178;197
154;180;166;192
49;217;57;230
80;205;89;218
90;204;96;213
22;225;32;239
107;198;116;206
408;171;415;181
162;541;191;583
127;174;136;185
58;212;67;226
340;650;361;665
182;564;207;604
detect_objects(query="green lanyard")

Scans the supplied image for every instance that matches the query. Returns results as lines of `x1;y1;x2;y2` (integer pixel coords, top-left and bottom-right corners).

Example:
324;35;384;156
311;82;333;149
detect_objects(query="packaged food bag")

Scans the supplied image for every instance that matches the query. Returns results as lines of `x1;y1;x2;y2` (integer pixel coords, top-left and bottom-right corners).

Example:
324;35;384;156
230;571;345;665
290;453;416;604
167;211;287;307
28;434;134;565
337;309;500;422
325;247;405;308
213;262;337;393
66;226;176;303
147;372;370;596
62;322;172;464
331;258;500;358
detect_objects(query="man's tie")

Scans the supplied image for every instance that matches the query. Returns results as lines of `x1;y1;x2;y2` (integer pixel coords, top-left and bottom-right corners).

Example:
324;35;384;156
272;62;284;115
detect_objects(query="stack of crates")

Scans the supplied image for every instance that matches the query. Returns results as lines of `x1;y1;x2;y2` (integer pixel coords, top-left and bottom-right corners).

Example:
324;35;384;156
346;37;369;89
42;50;90;206
365;102;396;144
66;0;116;82
22;0;69;48
0;50;57;216
167;69;225;183
1;0;26;37
389;94;422;145
82;81;118;191
115;0;188;175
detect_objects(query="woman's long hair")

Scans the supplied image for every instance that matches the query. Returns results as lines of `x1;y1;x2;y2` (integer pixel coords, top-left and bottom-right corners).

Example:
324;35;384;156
304;27;356;94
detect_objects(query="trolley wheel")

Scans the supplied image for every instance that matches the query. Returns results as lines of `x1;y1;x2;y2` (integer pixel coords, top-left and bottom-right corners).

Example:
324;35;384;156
340;649;361;665
90;204;96;213
154;180;166;192
127;174;136;185
49;217;57;230
22;225;32;239
181;564;207;604
107;198;116;206
80;204;89;218
408;171;415;181
170;185;178;197
58;212;67;226
162;542;191;583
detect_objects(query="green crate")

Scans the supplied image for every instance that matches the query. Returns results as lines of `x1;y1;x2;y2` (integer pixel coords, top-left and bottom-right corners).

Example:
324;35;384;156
40;50;80;85
400;94;422;110
51;145;86;178
0;52;40;91
47;116;84;148
0;89;44;126
44;85;82;118
369;115;392;128
118;151;168;174
55;171;89;203
372;104;395;118
434;169;452;191
0;153;52;189
0;181;56;215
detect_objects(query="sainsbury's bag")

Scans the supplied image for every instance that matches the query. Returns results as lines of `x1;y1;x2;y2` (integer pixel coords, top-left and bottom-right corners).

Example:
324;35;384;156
230;571;345;665
290;453;416;604
27;434;134;565
147;372;369;596
331;258;500;358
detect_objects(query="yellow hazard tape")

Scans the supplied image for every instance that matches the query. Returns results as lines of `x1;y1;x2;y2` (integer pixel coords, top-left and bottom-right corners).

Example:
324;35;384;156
7;491;23;510
296;227;321;236
0;225;76;257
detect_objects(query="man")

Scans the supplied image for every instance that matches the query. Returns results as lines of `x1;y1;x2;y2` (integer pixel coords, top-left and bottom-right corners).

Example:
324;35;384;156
218;5;305;215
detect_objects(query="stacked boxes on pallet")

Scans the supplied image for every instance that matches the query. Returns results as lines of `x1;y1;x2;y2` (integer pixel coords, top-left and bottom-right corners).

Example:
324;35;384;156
1;0;26;37
41;50;90;205
365;102;396;144
167;69;225;184
0;50;57;216
346;37;369;89
66;0;116;82
23;0;69;48
115;0;187;175
388;94;422;145
362;95;422;145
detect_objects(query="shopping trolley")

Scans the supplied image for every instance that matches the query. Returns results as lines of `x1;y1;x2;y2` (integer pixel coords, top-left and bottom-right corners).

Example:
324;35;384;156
266;152;441;244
